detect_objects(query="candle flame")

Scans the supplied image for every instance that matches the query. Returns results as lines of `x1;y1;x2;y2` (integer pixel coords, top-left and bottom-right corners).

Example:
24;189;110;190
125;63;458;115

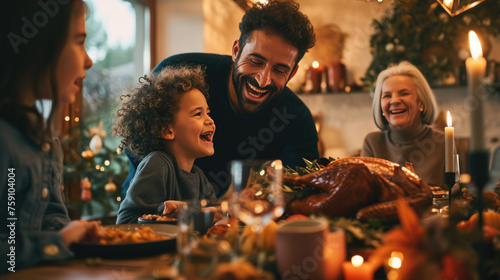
312;61;319;68
447;111;452;127
468;31;483;60
351;255;364;267
388;256;402;269
444;0;453;7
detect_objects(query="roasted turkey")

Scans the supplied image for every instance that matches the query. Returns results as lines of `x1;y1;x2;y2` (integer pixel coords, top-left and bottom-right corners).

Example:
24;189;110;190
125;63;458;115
283;157;433;222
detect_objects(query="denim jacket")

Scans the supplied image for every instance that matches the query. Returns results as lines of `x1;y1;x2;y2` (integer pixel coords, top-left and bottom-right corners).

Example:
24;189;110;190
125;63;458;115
0;118;73;272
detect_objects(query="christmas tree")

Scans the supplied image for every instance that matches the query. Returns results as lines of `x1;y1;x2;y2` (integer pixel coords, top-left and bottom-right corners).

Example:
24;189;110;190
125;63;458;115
62;66;130;219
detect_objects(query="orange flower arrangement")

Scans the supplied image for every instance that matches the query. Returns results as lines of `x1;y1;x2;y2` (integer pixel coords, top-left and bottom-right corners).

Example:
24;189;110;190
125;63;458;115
369;199;478;280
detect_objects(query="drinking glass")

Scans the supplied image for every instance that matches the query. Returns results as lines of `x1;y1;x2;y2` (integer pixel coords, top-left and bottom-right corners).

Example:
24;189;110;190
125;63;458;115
229;159;285;267
177;199;233;279
455;154;461;183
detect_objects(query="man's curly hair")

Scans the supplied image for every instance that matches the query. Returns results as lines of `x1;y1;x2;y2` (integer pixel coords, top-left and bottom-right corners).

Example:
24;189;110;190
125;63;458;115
113;65;208;158
238;0;315;65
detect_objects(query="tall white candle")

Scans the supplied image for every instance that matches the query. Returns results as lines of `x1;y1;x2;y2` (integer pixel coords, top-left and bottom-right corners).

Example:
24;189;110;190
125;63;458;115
466;30;487;151
445;111;454;172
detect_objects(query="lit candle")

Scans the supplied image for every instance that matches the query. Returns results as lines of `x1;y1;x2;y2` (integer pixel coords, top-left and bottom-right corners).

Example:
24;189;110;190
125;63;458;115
343;255;373;280
324;228;346;279
445;111;454;172
466;30;487;151
304;61;323;93
386;252;403;280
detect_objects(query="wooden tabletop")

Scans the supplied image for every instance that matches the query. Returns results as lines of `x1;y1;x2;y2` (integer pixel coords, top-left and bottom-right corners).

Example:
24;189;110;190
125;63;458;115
2;254;179;280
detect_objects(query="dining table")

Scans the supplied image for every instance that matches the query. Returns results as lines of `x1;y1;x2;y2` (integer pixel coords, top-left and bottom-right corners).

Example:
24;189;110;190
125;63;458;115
2;253;180;280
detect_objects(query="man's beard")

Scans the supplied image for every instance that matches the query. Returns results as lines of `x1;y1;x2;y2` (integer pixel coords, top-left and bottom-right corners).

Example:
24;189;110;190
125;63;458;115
231;63;280;115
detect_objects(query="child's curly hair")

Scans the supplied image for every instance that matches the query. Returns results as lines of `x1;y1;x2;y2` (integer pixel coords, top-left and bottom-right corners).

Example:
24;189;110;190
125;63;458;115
113;65;208;158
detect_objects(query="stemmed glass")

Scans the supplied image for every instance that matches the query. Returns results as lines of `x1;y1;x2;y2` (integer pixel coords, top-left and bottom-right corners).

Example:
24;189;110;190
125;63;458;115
455;154;461;184
229;159;285;267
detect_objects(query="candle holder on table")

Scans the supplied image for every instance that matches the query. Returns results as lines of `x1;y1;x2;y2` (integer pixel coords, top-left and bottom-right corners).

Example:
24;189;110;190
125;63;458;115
469;150;489;279
444;172;455;206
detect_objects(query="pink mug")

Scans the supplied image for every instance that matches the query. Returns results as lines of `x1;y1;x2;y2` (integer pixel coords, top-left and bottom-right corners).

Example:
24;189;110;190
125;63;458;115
276;218;334;280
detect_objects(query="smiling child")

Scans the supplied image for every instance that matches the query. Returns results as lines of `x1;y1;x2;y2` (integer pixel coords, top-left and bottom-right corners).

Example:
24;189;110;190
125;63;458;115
114;65;216;224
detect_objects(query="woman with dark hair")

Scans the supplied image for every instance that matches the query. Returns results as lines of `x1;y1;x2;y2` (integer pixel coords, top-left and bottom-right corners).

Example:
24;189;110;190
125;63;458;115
361;61;446;188
0;0;100;270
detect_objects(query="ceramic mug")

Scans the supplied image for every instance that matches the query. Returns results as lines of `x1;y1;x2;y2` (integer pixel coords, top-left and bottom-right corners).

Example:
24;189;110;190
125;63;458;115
276;218;335;280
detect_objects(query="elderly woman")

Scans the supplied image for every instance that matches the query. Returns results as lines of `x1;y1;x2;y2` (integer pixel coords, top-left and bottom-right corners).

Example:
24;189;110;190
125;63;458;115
361;61;445;188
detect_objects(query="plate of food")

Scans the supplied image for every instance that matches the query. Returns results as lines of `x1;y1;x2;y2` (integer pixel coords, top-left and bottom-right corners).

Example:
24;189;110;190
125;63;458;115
71;224;179;258
430;186;449;198
138;214;178;224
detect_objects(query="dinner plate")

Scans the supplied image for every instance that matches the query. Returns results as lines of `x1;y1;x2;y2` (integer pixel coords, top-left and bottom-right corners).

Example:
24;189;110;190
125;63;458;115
71;224;179;258
138;216;178;225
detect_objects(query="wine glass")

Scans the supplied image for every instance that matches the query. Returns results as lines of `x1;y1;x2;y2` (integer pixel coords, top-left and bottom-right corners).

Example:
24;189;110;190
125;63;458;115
177;199;233;279
229;159;285;267
454;154;461;184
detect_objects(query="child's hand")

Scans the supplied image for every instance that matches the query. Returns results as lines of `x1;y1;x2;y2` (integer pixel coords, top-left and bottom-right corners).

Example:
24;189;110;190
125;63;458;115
60;220;102;247
163;200;186;215
204;206;224;224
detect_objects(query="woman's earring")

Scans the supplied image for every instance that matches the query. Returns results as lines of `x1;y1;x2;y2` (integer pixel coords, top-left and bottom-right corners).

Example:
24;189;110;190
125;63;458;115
419;106;424;112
